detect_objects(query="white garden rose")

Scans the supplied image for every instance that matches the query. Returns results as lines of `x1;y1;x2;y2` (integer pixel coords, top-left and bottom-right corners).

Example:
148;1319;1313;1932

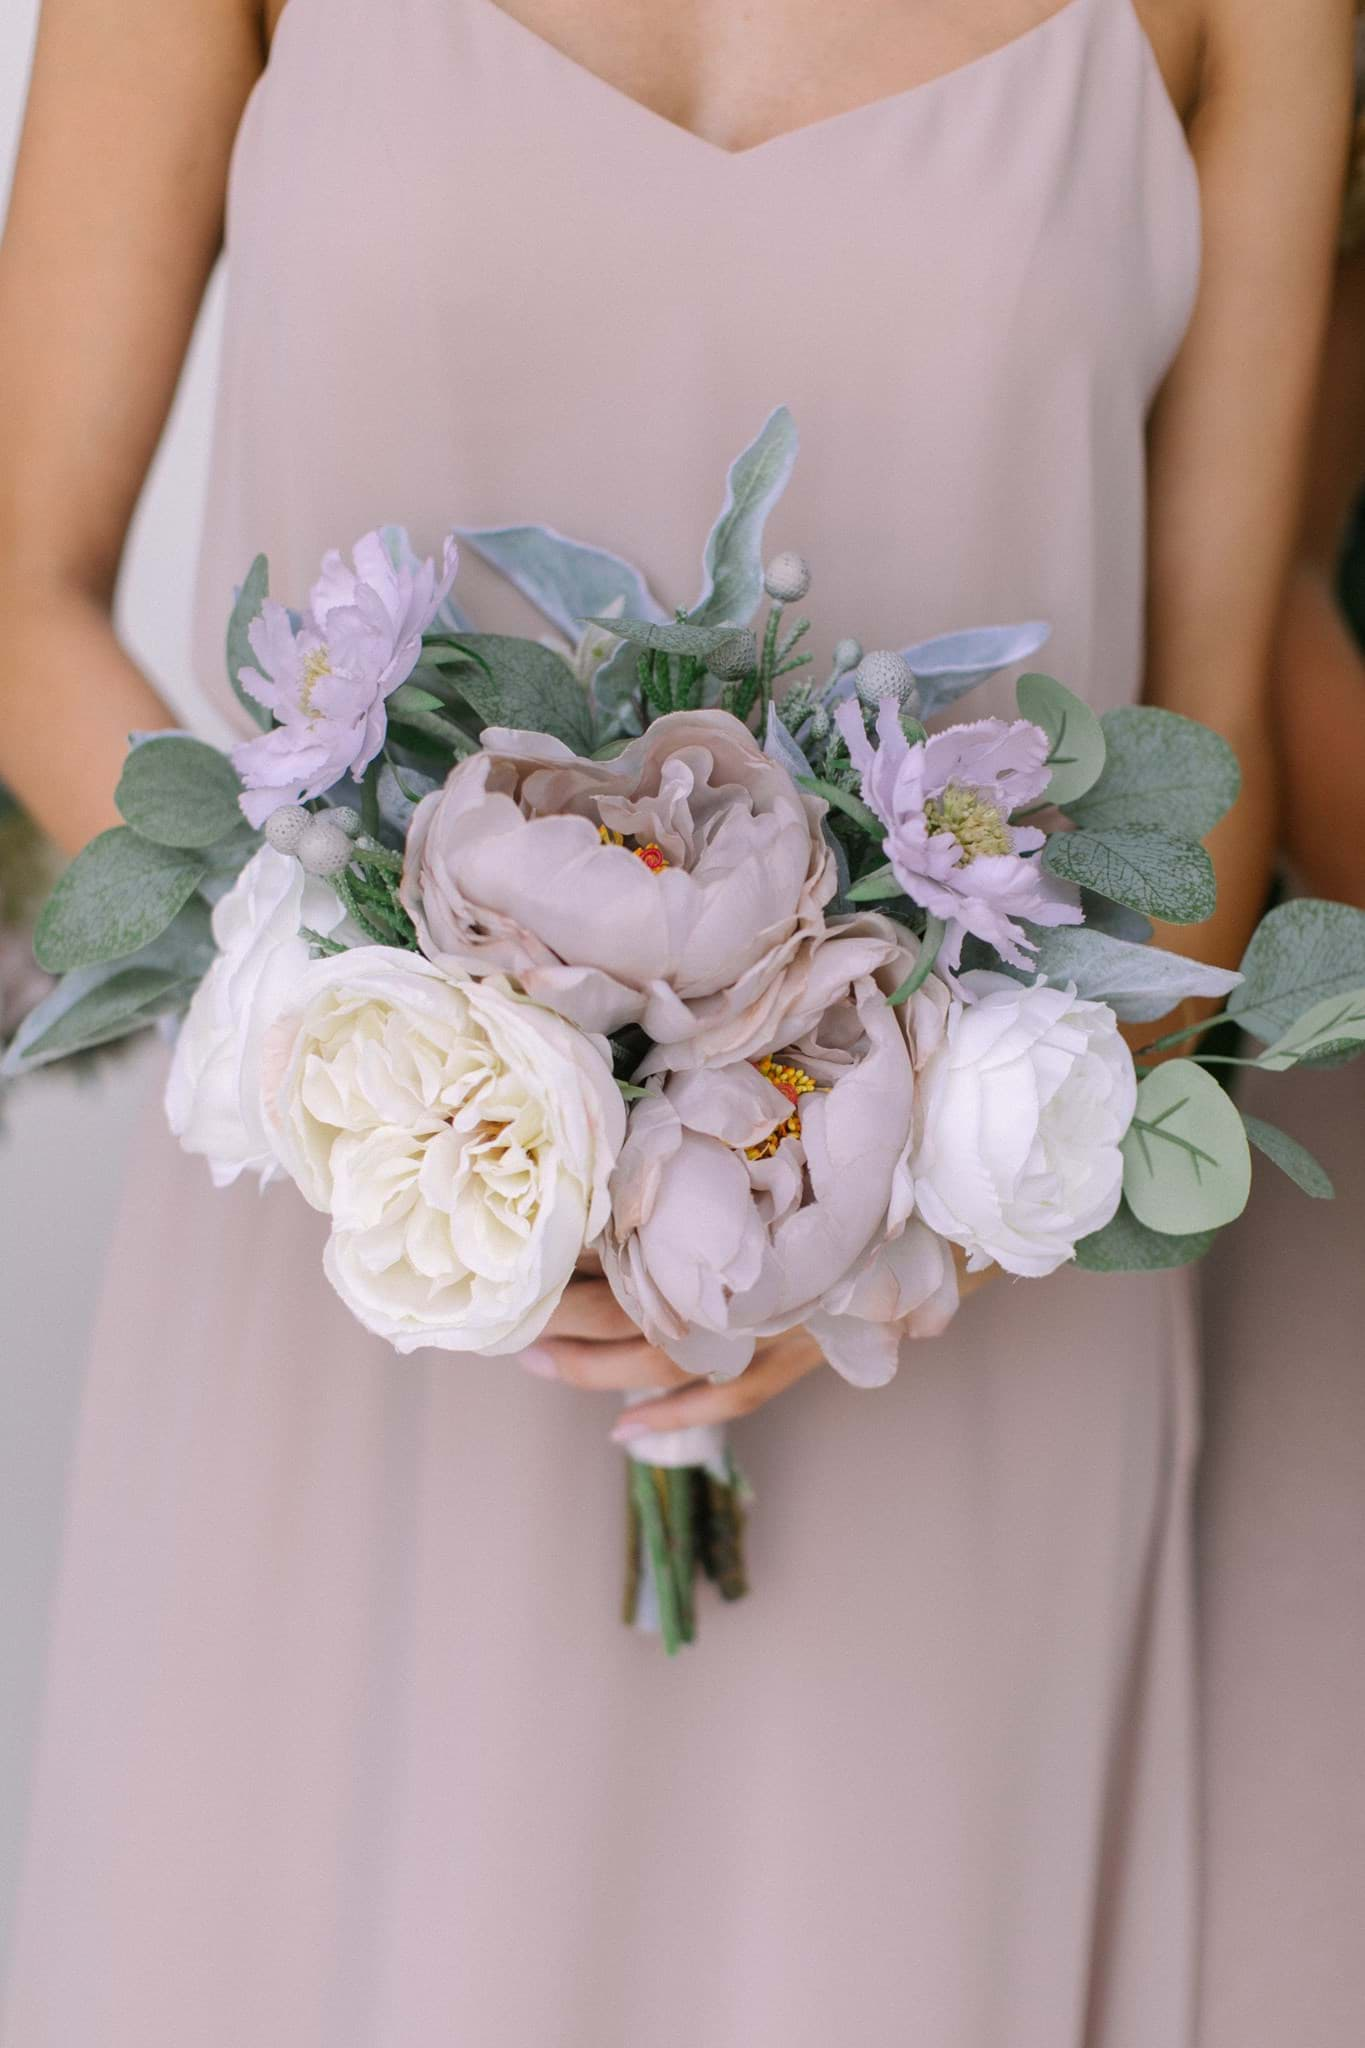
262;949;626;1355
910;972;1136;1278
165;845;347;1186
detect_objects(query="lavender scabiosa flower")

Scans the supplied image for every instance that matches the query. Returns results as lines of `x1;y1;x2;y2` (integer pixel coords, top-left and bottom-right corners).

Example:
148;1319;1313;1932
835;697;1082;972
232;530;459;828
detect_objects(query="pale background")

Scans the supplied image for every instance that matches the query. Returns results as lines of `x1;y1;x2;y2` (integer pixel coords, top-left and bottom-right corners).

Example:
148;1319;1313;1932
0;0;227;1968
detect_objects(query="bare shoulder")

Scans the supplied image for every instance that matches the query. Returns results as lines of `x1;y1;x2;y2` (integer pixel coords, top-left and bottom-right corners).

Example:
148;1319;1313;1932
1195;0;1355;109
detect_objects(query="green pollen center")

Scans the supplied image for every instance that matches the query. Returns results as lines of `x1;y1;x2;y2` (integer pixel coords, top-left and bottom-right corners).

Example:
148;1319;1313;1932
300;646;333;718
923;782;1012;864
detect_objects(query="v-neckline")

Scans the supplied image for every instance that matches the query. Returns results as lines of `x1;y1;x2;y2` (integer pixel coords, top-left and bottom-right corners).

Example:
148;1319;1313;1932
466;0;1099;162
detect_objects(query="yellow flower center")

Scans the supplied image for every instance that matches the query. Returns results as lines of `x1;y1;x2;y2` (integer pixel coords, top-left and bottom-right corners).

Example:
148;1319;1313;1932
923;782;1012;863
745;1056;819;1161
598;824;669;872
299;645;333;719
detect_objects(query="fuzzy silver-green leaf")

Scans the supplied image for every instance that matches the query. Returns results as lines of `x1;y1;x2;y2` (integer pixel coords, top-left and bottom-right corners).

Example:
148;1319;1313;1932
1044;825;1215;924
34;828;207;972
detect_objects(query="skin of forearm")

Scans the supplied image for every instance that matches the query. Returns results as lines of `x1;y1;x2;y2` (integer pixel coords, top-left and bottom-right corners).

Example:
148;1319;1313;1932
3;589;174;856
1276;563;1365;908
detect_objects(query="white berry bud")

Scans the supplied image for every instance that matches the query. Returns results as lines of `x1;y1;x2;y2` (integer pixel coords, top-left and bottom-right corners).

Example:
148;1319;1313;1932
763;551;811;603
831;638;863;675
296;820;355;877
707;628;758;680
263;804;310;854
855;650;915;707
808;705;831;741
326;805;363;839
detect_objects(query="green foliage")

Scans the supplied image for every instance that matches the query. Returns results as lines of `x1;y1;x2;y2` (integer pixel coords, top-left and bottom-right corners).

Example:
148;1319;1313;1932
1228;900;1365;1042
1240;1113;1334;1200
34;828;207;972
115;735;243;848
905;622;1052;720
4;899;215;1074
797;775;884;841
1068;705;1240;839
1019;926;1241;1022
445;634;594;753
585;617;740;659
1043;825;1215;924
1014;673;1106;808
1073;1201;1216;1272
689;406;799;627
225;555;272;731
456;524;665;643
1121;1058;1252;1233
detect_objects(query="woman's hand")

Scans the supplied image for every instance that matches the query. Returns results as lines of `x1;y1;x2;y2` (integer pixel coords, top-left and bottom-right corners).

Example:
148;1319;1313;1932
521;1270;824;1436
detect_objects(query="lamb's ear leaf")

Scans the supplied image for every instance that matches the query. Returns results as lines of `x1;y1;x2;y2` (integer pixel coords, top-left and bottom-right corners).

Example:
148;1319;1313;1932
906;621;1052;719
1121;1059;1252;1233
1043;824;1215;924
1073;1201;1216;1272
4;898;214;1074
115;736;243;848
456;524;665;641
1228;901;1365;1042
1239;1113;1334;1199
1020;926;1241;1022
689;406;799;627
34;829;208;973
225;555;273;730
1015;673;1106;808
1068;705;1240;838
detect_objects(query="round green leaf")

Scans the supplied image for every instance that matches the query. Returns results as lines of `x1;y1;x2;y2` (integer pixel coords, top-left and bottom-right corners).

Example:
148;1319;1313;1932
1015;673;1106;808
1255;985;1365;1071
116;735;243;847
34;827;207;972
1073;1201;1216;1272
1070;705;1240;838
1229;900;1365;1042
1043;825;1215;924
1121;1058;1252;1233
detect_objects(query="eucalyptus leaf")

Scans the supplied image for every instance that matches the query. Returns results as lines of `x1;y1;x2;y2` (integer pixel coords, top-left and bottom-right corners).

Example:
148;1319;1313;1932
1254;985;1365;1071
1228;899;1365;1042
34;829;208;972
1068;705;1240;839
1015;673;1107;808
1121;1058;1252;1233
590;641;646;743
905;621;1052;719
445;634;594;752
115;735;243;848
1020;926;1242;1022
4;898;214;1075
225;555;272;731
457;524;665;641
1240;1112;1334;1200
1079;893;1153;944
689;405;799;626
1044;826;1215;924
584;616;740;658
1073;1202;1216;1272
387;682;445;718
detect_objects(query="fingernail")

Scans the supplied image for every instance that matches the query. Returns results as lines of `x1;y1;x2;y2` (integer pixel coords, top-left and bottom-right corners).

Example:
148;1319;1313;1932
610;1416;653;1444
520;1345;560;1382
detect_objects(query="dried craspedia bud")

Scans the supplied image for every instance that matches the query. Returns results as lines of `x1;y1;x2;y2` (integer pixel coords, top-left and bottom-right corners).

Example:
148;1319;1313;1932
296;819;356;878
263;803;310;855
763;551;811;604
831;637;863;676
854;650;915;707
326;805;363;840
707;628;758;681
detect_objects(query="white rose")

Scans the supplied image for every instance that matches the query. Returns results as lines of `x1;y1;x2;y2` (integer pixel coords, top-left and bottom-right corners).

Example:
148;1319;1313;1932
911;972;1136;1278
262;950;626;1355
164;846;347;1186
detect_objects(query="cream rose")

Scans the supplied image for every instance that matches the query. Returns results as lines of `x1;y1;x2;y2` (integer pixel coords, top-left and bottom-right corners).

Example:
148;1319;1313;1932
910;972;1137;1277
164;845;348;1187
261;949;625;1354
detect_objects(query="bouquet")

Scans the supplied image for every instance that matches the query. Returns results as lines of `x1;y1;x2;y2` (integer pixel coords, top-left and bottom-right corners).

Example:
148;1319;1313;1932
12;409;1365;1651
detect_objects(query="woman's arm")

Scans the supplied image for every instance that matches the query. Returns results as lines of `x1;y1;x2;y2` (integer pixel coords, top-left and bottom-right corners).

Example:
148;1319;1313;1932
1143;0;1355;971
1273;247;1365;906
0;0;266;855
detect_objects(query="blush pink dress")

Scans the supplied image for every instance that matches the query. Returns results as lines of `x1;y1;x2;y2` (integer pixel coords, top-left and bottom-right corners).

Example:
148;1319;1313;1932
2;2;1203;2041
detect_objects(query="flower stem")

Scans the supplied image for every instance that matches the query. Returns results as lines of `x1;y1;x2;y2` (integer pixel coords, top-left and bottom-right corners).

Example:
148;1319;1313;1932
887;915;946;1005
630;1460;683;1655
